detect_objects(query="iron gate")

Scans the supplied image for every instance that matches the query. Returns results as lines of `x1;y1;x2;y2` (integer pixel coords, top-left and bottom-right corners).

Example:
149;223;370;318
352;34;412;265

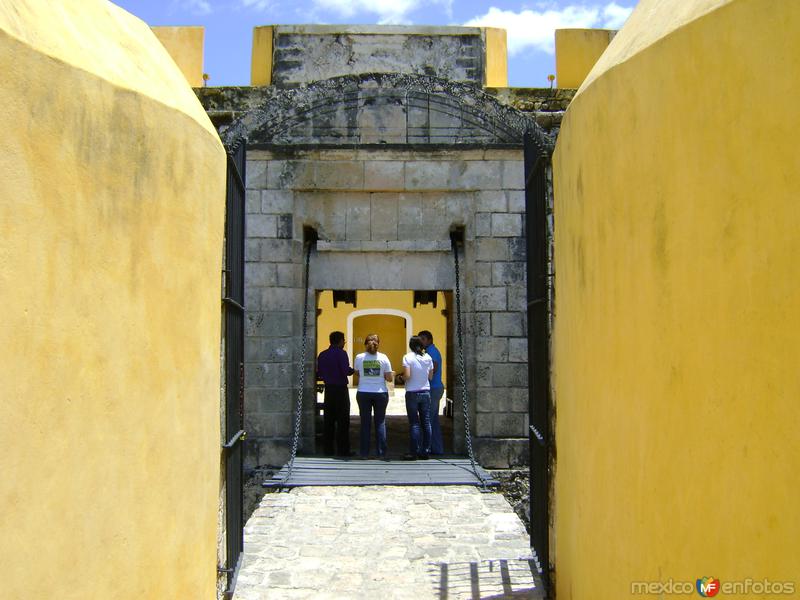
524;131;553;596
221;139;246;597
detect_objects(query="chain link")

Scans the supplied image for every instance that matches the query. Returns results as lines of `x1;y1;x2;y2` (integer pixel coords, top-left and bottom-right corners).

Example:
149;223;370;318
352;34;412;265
453;239;488;489
285;242;312;484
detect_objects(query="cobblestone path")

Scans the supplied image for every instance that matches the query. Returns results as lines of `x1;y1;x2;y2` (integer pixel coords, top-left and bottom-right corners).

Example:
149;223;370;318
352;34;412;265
233;486;543;599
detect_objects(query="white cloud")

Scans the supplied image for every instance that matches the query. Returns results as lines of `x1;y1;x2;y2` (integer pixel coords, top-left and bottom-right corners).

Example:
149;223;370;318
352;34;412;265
174;0;213;15
309;0;452;24
602;2;633;28
464;2;633;56
240;0;271;10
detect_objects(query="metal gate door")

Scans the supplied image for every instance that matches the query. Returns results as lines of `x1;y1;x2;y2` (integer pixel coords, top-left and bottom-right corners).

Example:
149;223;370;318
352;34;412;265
221;139;246;597
524;131;552;596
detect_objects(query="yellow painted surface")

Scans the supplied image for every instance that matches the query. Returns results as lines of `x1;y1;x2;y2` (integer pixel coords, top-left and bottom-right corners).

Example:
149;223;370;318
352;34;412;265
152;26;205;87
317;291;448;386
251;25;273;86
554;29;614;89
0;2;226;599
483;27;508;88
552;1;800;598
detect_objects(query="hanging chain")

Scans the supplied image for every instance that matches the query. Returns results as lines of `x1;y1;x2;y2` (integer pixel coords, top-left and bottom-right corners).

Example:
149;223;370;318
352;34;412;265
453;238;488;489
284;241;312;484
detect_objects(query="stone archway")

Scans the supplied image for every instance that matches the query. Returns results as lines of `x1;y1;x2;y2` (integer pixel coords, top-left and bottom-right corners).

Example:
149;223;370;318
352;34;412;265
222;72;552;151
231;73;548;470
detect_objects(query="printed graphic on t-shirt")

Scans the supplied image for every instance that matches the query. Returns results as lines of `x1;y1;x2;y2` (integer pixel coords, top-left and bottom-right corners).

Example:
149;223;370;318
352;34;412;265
362;360;381;377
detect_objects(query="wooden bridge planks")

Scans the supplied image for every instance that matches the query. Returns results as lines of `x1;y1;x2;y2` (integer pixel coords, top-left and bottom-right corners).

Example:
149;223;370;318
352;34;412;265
263;457;500;488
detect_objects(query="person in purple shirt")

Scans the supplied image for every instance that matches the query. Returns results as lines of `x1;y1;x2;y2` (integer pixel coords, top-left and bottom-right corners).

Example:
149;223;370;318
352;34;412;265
316;331;355;456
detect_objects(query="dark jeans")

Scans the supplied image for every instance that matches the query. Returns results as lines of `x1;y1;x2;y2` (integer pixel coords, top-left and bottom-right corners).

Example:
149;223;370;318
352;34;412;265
405;390;431;456
428;387;445;455
322;384;350;456
356;391;389;457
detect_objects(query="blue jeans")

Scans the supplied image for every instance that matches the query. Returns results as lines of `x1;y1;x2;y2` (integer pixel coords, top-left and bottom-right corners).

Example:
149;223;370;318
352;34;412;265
405;391;431;456
428;387;445;455
356;392;389;457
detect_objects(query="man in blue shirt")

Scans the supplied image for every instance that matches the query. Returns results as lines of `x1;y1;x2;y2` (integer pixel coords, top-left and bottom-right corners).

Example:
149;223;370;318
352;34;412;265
418;330;445;455
317;331;355;456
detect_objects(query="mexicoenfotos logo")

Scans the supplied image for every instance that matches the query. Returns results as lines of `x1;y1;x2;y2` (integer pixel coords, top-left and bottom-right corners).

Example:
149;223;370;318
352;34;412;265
631;577;795;596
696;577;720;597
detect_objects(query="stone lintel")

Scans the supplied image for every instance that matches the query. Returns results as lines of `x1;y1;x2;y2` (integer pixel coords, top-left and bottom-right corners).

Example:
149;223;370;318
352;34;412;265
316;240;451;252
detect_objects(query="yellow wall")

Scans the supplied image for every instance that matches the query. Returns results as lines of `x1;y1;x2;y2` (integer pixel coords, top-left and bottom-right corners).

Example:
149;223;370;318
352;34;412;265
554;28;614;89
152;25;205;87
0;2;226;599
251;25;273;86
552;1;800;598
316;290;448;386
353;314;406;375
484;27;508;88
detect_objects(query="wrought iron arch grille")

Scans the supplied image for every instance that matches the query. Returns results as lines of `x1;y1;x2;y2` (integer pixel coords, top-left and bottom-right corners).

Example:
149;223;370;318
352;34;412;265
221;73;553;150
255;90;523;146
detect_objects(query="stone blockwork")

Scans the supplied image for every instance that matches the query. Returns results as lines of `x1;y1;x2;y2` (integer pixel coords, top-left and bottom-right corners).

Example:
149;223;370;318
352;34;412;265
244;147;530;468
270;25;489;87
485;87;575;131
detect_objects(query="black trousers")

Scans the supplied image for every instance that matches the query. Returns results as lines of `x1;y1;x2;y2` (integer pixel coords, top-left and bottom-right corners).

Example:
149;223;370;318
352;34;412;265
322;384;350;456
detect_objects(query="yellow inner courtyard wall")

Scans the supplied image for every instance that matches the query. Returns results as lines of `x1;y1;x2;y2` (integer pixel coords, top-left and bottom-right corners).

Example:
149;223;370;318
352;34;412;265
554;28;614;89
353;314;406;376
250;25;274;86
151;25;205;87
552;1;800;598
0;2;226;599
483;27;508;88
317;291;448;387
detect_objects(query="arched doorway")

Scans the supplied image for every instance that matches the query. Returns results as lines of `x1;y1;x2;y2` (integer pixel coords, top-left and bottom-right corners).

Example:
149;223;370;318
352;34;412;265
348;308;412;370
315;291;453;456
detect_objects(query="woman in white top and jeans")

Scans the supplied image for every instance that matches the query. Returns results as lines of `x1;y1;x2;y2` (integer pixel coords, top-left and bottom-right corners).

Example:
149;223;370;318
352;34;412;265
353;333;393;458
402;336;434;460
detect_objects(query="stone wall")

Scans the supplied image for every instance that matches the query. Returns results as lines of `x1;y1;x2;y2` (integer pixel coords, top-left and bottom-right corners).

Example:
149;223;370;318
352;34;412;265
244;147;530;468
269;25;488;87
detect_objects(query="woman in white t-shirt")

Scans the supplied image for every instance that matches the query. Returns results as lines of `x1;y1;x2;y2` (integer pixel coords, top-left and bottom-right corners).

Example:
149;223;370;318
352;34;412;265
401;336;434;460
353;333;393;458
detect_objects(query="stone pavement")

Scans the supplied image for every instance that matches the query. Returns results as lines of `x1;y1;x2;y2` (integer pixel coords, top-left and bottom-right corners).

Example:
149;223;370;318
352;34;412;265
233;485;543;599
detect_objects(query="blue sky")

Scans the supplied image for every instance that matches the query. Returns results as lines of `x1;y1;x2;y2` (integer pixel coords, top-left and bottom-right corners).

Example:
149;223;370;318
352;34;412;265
113;0;637;87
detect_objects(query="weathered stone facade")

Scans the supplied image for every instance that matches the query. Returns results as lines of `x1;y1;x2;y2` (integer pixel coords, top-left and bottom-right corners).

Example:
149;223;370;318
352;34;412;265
270;25;492;87
195;33;571;469
241;144;529;467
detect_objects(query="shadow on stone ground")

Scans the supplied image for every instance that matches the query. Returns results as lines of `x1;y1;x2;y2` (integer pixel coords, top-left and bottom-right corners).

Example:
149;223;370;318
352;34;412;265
242;466;531;535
